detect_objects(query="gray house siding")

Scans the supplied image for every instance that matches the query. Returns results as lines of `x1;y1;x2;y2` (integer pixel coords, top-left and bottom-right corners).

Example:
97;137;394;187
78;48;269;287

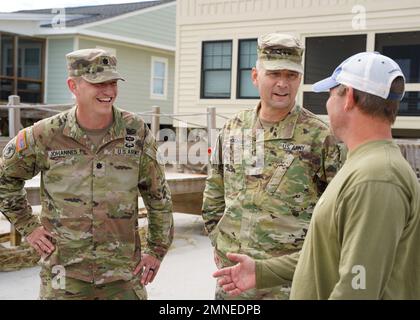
85;5;176;48
45;38;74;104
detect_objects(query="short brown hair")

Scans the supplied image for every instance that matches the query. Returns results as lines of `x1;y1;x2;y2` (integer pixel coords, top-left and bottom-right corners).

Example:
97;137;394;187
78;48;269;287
336;76;405;124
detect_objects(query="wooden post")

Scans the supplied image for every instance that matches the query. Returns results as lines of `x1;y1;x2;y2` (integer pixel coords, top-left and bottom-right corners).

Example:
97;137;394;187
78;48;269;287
151;106;160;140
7;95;22;246
206;106;216;173
8;95;22;138
10;226;22;247
176;124;187;173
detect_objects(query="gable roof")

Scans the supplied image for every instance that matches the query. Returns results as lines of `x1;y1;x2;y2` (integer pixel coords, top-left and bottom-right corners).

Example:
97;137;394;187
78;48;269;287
16;0;175;27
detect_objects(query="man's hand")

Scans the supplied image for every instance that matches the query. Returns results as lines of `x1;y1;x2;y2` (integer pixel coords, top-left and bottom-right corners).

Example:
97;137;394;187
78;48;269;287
26;226;55;258
133;253;161;285
212;252;256;296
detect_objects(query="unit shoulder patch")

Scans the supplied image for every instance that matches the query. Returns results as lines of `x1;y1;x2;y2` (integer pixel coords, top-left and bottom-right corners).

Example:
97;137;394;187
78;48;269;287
2;140;16;159
16;130;28;153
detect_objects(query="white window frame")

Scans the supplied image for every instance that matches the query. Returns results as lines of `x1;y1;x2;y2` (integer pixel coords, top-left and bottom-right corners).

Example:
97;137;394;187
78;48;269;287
150;56;168;100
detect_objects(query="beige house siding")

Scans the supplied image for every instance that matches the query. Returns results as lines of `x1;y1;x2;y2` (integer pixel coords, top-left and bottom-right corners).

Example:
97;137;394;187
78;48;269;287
175;0;420;129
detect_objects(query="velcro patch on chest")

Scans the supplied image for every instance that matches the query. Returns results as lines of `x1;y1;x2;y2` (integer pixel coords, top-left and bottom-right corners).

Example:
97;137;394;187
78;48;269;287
280;143;310;153
114;148;140;156
48;149;82;159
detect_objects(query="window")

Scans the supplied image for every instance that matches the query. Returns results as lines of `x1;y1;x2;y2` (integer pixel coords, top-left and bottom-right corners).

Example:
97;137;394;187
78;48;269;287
399;92;420;116
376;31;420;116
303;35;366;114
303;32;420;117
0;33;45;103
151;56;168;100
201;41;232;99
1;35;13;76
237;39;259;99
302;92;329;115
0;34;14;102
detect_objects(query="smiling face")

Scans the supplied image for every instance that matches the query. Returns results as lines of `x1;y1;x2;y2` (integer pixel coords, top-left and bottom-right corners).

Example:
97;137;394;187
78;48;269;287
67;77;118;116
252;66;301;113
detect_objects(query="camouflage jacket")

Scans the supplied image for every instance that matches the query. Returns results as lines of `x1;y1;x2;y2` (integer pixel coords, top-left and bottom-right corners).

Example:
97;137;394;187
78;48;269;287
0;106;173;284
202;104;341;263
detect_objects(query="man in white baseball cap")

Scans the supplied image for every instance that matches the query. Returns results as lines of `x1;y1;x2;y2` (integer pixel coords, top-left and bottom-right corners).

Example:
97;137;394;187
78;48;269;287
290;51;420;299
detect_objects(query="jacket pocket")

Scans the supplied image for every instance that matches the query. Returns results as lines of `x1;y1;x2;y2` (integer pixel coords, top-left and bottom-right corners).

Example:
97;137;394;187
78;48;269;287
265;153;295;194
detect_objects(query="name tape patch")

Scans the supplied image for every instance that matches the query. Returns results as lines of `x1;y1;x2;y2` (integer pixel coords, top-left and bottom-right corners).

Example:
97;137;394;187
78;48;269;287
48;149;82;159
115;148;140;156
280;143;310;152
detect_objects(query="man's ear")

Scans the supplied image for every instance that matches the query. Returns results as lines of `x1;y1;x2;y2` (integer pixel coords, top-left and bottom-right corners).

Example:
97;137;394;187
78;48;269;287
251;67;258;87
67;78;77;95
344;86;356;111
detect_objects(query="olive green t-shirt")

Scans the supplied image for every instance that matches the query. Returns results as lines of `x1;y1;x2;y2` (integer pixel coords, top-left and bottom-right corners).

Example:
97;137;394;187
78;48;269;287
288;140;420;299
256;140;420;299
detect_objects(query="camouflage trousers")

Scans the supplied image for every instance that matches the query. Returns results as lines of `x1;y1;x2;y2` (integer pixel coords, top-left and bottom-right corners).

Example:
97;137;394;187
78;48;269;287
39;268;147;300
215;281;291;300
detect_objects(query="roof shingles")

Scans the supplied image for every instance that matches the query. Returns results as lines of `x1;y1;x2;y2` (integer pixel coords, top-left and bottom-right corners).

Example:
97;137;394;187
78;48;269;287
16;0;175;27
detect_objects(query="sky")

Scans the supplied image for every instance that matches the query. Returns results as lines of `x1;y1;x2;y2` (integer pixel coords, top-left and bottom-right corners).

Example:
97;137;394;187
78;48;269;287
0;0;155;13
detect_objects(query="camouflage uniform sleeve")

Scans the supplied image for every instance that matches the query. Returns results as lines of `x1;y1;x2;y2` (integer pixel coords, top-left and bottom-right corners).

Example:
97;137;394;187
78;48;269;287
202;132;225;246
315;134;343;193
0;127;41;237
138;126;174;261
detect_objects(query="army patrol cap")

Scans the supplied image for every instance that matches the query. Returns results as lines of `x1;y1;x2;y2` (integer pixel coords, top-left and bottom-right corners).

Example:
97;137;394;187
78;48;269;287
257;33;304;74
66;48;125;84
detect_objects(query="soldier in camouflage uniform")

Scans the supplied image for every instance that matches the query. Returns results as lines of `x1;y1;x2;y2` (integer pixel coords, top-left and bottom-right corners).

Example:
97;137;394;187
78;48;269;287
0;48;174;300
203;33;341;300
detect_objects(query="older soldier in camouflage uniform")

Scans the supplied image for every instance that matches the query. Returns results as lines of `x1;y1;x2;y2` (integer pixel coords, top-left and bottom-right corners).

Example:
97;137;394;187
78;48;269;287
203;33;341;300
0;48;173;300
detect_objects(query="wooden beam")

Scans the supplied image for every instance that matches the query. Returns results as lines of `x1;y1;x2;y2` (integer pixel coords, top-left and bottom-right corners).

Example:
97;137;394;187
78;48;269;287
0;233;10;244
10;225;21;246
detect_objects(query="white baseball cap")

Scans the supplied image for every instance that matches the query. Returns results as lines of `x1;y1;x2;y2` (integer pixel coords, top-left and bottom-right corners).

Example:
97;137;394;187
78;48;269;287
313;51;405;101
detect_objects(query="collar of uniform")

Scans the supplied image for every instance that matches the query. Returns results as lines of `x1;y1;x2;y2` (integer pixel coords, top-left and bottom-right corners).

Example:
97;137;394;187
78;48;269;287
102;106;125;144
63;106;84;142
63;106;125;145
254;103;300;140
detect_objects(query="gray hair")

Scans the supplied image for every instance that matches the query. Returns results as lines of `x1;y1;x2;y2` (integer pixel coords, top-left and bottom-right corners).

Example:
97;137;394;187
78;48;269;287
255;60;264;71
